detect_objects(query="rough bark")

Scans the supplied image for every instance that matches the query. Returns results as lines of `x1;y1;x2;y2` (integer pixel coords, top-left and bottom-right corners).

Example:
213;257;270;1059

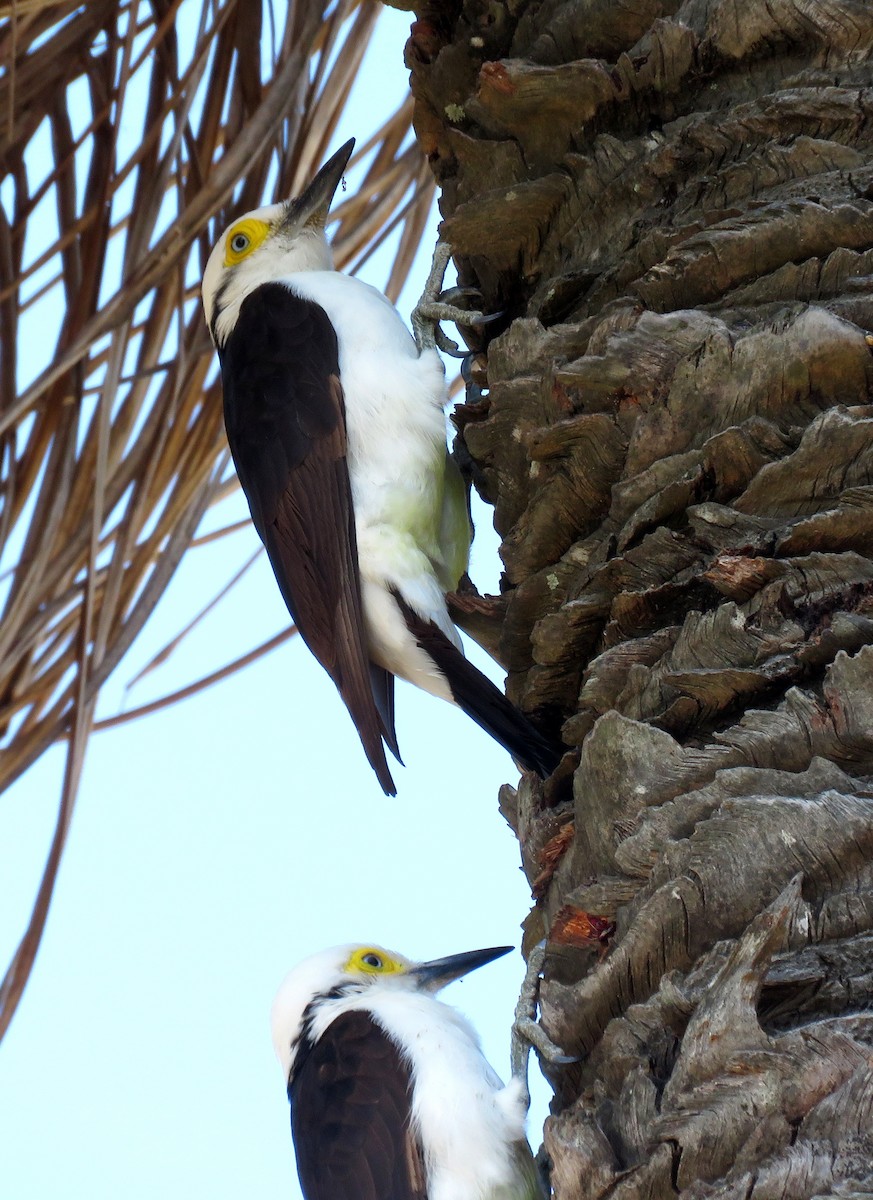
407;0;873;1194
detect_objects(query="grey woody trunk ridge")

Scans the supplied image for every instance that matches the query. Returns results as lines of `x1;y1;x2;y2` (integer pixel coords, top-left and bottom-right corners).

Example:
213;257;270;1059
407;0;873;1195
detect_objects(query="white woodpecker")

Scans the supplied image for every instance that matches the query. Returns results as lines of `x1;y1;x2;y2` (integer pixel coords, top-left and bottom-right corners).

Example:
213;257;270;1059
201;138;561;794
270;943;544;1200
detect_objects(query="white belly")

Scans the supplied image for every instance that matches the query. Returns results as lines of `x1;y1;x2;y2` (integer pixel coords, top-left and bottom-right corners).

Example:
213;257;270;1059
283;271;449;534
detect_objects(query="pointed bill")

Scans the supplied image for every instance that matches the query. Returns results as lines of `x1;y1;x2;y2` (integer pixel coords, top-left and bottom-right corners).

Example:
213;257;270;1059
288;137;355;229
409;945;514;992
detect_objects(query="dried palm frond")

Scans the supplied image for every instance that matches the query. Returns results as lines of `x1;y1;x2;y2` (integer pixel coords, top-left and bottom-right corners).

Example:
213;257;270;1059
0;0;434;1041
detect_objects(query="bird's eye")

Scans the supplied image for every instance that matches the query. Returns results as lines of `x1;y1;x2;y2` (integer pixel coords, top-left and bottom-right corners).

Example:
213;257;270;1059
222;218;269;266
345;947;403;976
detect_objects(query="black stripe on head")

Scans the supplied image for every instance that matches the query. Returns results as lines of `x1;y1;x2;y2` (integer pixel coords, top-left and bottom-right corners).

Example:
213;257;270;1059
208;277;232;347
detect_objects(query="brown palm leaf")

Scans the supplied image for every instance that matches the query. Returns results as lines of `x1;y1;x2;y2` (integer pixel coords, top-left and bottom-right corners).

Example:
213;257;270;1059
0;0;433;1042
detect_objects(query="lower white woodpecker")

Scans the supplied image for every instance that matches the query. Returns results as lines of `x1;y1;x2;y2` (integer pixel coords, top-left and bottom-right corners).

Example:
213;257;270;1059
201;137;561;795
271;943;544;1200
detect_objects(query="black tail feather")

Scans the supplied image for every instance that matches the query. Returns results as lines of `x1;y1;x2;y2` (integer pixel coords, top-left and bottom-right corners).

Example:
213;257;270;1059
369;663;403;764
395;596;563;778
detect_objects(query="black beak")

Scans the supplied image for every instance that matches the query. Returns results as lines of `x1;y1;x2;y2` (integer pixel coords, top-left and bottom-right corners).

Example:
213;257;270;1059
291;137;355;227
408;945;514;993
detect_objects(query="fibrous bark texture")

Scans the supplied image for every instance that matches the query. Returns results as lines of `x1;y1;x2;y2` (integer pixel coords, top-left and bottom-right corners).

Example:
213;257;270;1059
407;0;873;1195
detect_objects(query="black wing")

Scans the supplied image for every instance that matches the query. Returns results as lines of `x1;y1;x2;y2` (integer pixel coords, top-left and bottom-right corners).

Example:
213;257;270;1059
290;1010;427;1200
219;282;397;794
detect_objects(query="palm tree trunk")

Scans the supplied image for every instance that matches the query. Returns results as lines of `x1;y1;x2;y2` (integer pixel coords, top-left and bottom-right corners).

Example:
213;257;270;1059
408;0;873;1193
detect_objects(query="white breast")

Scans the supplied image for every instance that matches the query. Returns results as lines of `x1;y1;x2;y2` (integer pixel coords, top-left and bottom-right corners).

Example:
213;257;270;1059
280;272;449;527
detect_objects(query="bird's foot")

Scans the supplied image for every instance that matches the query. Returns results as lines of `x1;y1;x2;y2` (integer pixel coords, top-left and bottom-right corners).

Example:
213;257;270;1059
411;240;498;357
511;941;578;1110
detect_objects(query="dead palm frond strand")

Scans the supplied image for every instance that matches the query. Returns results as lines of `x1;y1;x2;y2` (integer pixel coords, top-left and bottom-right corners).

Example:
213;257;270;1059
0;0;435;1042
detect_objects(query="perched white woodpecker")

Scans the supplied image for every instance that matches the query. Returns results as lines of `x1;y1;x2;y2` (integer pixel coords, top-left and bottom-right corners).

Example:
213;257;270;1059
271;943;544;1200
201;138;561;794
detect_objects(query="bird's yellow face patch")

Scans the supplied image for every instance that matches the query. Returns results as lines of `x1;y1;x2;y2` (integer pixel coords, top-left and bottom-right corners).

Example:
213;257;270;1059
224;217;271;266
344;947;407;978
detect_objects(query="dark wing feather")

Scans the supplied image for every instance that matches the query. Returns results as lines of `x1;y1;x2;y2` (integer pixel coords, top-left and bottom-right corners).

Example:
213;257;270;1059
290;1010;427;1200
219;282;397;794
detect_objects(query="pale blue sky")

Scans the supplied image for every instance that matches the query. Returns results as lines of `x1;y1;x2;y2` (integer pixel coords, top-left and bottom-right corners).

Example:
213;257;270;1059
0;8;550;1197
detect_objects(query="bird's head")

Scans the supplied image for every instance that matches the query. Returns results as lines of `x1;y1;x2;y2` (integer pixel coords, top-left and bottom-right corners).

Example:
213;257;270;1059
202;137;355;347
270;942;513;1081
